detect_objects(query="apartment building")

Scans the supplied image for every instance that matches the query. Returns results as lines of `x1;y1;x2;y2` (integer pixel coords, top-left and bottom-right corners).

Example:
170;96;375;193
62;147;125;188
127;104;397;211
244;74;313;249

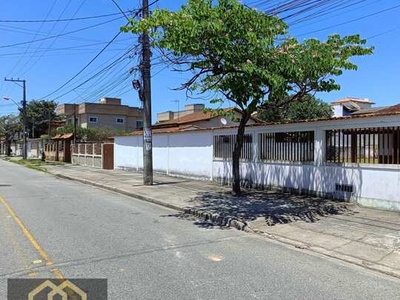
56;97;143;131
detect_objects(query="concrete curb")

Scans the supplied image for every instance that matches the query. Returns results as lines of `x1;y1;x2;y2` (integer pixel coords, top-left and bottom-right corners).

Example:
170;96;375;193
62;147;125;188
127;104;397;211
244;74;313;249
52;172;400;280
53;173;249;231
255;230;400;280
53;173;186;212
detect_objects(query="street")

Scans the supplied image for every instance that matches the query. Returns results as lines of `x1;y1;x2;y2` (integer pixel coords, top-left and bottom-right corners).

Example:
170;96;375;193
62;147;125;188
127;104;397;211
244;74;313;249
0;159;399;300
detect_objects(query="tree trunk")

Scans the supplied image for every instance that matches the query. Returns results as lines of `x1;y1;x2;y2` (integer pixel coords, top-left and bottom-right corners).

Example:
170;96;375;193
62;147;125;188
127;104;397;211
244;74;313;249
5;140;11;156
232;112;251;195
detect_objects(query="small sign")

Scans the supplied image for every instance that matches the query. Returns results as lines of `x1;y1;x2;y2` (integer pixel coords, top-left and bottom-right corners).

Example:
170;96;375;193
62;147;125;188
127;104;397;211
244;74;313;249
144;130;152;141
145;141;152;151
8;278;107;300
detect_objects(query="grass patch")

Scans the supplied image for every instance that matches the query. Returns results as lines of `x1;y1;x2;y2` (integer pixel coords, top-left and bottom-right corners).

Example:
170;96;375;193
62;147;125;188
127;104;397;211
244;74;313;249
2;157;64;172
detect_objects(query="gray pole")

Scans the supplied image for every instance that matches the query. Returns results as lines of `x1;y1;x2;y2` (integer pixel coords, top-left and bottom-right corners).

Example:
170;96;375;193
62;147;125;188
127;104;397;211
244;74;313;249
142;0;153;185
73;105;77;144
4;77;27;159
22;80;27;159
32;119;35;138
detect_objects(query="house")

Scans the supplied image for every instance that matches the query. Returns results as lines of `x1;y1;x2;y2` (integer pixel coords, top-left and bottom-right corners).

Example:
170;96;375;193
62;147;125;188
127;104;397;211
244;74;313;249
331;97;387;117
155;103;261;129
0;132;22;156
114;101;400;212
56;97;143;131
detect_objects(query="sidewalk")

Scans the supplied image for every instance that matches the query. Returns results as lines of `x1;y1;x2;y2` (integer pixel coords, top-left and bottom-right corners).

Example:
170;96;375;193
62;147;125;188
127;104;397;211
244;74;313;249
45;164;400;278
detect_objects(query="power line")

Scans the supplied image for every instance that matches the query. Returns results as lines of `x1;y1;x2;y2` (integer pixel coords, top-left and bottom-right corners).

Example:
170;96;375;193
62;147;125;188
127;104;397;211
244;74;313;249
38;1;160;101
0;16;124;49
297;3;400;37
110;0;130;21
38;30;125;100
19;0;87;77
0;11;131;23
55;46;136;102
0;0;59;100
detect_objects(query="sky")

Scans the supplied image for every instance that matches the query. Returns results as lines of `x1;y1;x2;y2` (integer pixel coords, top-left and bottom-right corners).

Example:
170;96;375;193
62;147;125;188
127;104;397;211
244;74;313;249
0;0;399;122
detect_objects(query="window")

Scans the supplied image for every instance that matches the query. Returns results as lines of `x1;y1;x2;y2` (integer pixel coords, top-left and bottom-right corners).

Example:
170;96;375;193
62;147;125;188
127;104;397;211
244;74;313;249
89;116;98;123
258;131;314;162
325;127;400;164
116;117;125;124
136;120;143;129
213;134;253;160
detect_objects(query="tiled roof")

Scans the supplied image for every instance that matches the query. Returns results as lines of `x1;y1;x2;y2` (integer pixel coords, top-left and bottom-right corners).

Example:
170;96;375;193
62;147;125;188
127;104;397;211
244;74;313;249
351;107;387;115
128;125;203;136
115;103;400;137
52;133;73;140
155;111;214;127
154;107;261;128
371;103;400;115
332;97;375;104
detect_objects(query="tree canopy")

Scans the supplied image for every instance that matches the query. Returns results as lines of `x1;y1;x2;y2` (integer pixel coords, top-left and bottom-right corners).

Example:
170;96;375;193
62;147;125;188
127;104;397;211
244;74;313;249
122;0;373;194
0;114;21;155
257;95;333;122
22;99;58;138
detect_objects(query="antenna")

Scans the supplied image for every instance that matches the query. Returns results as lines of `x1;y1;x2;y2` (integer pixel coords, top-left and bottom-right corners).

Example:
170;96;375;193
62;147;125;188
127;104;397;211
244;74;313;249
171;99;180;120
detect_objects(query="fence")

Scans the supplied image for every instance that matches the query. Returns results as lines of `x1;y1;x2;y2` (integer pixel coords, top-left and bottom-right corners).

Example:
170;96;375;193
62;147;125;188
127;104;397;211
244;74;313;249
326;126;400;164
258;131;314;162
115;114;400;211
72;142;103;168
213;134;253;160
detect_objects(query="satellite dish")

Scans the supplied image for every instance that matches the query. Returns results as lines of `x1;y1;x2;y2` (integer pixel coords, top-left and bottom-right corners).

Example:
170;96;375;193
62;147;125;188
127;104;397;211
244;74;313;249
220;117;227;125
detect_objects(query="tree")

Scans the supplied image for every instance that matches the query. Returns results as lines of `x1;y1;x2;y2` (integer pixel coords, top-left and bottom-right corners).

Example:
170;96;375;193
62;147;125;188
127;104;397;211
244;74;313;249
0;115;22;156
122;0;373;195
22;99;58;138
55;125;128;142
257;95;333;122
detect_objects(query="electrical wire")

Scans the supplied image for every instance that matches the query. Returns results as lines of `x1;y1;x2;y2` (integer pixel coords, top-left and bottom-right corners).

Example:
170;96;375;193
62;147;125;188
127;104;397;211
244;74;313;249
297;3;400;37
0;11;132;23
0;16;124;50
19;0;87;77
38;1;160;102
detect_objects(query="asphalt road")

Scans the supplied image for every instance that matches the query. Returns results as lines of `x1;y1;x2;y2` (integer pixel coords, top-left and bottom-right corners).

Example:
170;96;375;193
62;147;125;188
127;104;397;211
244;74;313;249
0;159;399;300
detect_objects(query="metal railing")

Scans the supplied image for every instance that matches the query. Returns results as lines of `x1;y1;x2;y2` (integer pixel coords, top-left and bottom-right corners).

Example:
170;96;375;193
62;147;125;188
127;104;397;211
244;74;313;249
213;134;253;160
326;127;400;164
258;131;314;162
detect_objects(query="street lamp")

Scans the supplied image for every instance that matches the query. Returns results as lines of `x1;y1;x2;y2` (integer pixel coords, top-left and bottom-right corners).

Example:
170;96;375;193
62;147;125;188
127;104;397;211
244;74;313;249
2;96;21;108
2;96;27;159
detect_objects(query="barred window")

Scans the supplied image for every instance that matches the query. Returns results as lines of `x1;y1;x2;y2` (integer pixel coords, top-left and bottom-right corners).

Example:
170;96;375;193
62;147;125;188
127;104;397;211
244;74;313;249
213;134;253;160
326;127;400;164
258;131;314;162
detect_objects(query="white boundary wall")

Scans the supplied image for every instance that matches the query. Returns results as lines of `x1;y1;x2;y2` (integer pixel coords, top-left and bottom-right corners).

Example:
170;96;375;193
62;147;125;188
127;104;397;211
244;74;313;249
114;115;400;211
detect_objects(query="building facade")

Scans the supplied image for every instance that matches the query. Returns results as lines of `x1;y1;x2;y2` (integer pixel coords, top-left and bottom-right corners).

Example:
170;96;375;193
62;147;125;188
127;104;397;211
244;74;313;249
56;97;143;132
114;109;400;212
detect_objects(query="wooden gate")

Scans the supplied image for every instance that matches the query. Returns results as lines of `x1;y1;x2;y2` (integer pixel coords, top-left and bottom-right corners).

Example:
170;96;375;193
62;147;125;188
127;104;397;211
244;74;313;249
102;143;114;169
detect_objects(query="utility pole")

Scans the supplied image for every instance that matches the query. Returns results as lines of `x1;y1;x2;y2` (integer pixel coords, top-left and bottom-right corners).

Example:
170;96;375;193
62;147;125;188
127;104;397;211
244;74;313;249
4;78;27;159
141;0;153;185
32;119;35;138
73;105;77;144
48;110;51;138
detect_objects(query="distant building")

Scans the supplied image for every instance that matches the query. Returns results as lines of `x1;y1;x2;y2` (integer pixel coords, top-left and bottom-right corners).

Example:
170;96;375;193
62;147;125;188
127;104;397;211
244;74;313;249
56;97;143;131
155;103;261;129
331;97;386;117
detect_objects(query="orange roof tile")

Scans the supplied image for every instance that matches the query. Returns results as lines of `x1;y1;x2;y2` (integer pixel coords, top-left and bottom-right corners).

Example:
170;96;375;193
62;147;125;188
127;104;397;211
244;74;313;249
114;103;400;138
154;107;261;128
371;103;400;115
155;111;214;126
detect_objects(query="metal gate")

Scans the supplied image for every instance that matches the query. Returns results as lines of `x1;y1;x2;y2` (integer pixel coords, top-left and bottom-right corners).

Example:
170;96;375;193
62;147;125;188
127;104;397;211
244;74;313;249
102;143;114;169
